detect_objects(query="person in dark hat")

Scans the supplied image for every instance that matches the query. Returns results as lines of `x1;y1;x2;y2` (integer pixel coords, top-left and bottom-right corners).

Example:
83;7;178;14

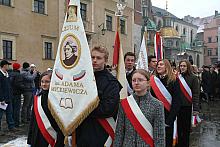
0;60;16;132
20;62;37;124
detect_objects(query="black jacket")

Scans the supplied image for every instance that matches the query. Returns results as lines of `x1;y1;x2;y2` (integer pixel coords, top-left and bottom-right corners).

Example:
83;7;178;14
27;90;65;147
9;69;24;95
76;69;122;147
0;71;13;103
126;67;136;89
150;76;181;126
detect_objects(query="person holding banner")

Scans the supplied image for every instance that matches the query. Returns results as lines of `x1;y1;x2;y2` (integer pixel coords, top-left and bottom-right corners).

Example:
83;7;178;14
150;59;181;147
76;46;122;147
27;71;65;147
114;69;165;147
176;60;200;147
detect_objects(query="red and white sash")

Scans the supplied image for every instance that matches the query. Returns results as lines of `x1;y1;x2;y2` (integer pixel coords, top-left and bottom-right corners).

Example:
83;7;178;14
150;76;172;111
97;117;116;147
150;76;178;145
177;74;192;103
34;95;57;147
121;95;154;147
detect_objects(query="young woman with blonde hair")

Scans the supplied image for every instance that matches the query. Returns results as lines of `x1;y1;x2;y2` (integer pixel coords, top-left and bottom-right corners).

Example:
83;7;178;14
150;59;181;147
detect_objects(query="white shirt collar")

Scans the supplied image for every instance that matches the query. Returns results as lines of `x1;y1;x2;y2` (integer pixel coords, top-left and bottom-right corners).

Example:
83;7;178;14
0;68;9;77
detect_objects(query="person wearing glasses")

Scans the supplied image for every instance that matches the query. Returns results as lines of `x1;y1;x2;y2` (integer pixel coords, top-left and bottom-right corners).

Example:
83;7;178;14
27;71;65;147
114;69;165;147
150;59;181;147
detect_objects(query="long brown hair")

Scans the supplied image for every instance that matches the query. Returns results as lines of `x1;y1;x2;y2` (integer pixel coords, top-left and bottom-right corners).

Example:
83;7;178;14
178;60;193;75
156;59;176;84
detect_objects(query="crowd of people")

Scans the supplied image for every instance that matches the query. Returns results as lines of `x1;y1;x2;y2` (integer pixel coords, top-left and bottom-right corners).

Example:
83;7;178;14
0;48;220;146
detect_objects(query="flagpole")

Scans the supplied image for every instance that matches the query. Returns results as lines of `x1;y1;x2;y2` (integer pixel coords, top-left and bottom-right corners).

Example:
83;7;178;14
66;0;77;146
144;30;148;55
72;131;76;147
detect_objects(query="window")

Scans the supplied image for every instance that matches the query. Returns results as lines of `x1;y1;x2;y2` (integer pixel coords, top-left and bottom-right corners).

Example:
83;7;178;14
190;30;193;43
166;40;173;47
34;0;45;14
80;3;87;21
44;42;52;59
208;48;212;56
3;40;12;60
216;48;218;56
183;28;186;35
0;0;10;6
175;26;179;32
208;37;212;43
106;15;112;31
216;36;218;42
120;19;126;34
176;41;179;47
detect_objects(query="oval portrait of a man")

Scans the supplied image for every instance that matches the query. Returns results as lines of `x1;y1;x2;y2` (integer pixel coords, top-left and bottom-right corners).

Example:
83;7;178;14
60;34;81;69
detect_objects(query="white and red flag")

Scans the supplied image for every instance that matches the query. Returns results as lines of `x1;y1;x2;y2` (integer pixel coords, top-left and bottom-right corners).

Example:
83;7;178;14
48;0;99;136
136;34;148;71
154;32;163;61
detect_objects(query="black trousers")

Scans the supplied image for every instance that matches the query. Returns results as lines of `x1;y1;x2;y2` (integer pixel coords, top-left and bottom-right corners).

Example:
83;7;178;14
166;125;174;147
177;106;192;147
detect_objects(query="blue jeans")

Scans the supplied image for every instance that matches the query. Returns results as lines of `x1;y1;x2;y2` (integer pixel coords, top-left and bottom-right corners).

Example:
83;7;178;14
12;95;21;127
0;102;15;130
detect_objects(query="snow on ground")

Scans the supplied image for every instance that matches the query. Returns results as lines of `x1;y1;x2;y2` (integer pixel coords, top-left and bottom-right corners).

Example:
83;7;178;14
0;136;28;147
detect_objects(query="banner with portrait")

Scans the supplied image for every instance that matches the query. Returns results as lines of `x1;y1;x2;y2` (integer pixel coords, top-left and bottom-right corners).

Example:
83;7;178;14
48;0;99;136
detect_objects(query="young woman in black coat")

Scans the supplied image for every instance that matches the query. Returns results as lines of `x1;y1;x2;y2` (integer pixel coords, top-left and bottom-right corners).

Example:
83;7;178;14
27;71;65;147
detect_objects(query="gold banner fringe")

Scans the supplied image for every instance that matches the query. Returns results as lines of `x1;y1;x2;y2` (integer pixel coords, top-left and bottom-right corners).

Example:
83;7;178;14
48;96;99;137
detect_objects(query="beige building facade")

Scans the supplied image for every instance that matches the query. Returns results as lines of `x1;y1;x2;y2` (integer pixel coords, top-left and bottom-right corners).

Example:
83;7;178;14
0;0;59;71
0;0;134;71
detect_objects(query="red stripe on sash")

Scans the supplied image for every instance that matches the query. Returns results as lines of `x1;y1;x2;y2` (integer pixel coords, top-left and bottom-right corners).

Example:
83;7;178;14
150;76;171;111
177;77;192;103
97;118;115;141
121;98;154;147
34;96;55;147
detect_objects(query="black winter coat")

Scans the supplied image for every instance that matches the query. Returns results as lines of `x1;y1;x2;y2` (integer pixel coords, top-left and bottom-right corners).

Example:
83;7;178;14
150;76;181;126
27;90;65;147
0;71;13;103
9;69;24;95
76;69;122;147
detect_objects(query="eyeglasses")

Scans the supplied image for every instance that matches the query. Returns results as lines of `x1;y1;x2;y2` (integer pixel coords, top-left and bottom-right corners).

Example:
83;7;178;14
132;78;148;83
41;80;51;84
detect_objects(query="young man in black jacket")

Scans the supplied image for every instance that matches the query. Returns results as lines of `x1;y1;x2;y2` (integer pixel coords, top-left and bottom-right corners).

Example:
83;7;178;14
0;60;15;132
76;46;122;147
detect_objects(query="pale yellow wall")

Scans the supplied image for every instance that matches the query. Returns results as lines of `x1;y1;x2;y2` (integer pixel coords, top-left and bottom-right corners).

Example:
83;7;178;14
0;0;133;71
91;0;133;65
0;0;59;72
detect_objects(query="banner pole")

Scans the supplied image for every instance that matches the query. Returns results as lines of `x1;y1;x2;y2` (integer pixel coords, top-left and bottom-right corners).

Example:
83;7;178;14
72;131;76;147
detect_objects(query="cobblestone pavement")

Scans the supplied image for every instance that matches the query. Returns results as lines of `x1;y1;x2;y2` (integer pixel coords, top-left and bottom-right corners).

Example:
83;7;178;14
190;99;220;147
0;100;220;146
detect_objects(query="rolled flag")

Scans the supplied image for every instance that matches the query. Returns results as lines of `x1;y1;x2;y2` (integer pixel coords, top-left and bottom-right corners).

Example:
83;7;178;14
112;30;128;99
48;0;99;136
154;32;163;61
136;34;148;71
192;115;201;127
